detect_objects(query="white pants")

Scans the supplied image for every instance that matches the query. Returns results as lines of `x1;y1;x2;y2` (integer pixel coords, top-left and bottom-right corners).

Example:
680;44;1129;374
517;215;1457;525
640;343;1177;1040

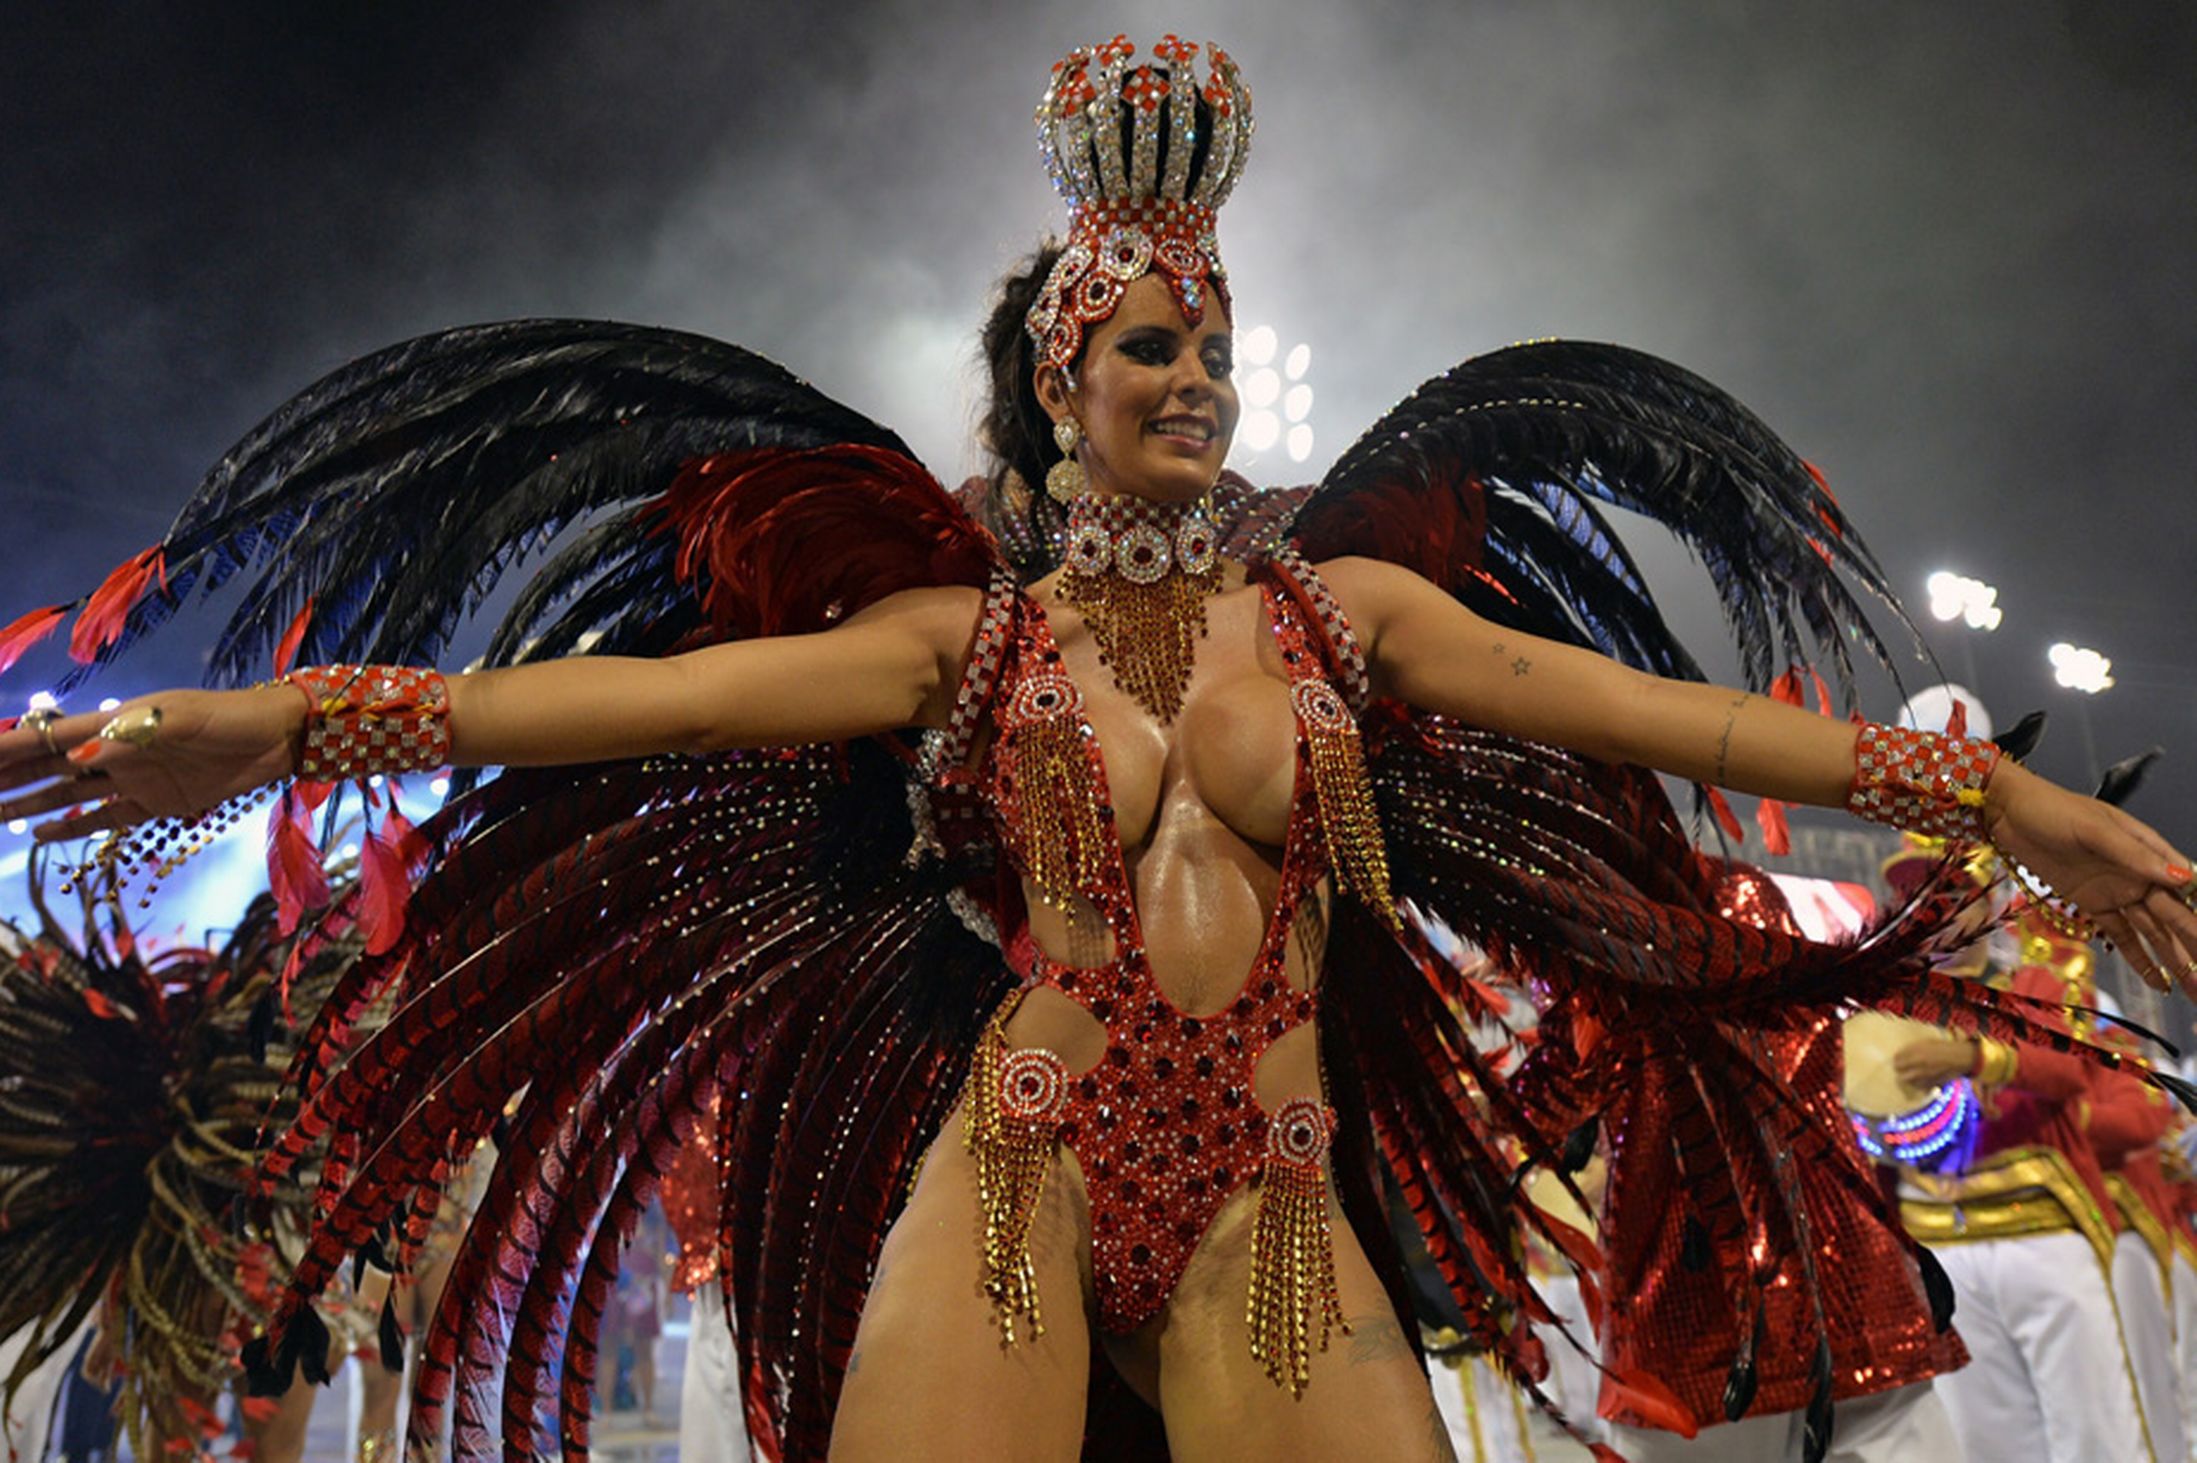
2114;1231;2188;1463
679;1288;754;1462
1531;1271;1607;1444
1430;1354;1534;1462
1606;1380;1961;1463
0;1323;83;1462
2174;1251;2197;1463
1932;1229;2152;1462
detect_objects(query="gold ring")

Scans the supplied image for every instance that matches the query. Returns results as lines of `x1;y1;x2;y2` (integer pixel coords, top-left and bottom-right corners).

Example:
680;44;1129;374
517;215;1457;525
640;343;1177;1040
21;707;60;758
98;705;163;749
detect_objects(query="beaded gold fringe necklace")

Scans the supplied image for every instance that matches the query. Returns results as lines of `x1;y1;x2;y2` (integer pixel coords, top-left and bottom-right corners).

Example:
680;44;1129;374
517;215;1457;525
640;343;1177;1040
1057;493;1223;723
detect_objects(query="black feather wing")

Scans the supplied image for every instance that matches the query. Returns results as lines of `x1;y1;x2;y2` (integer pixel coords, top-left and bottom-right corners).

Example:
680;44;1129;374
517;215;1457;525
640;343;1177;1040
51;319;912;688
1293;339;1915;702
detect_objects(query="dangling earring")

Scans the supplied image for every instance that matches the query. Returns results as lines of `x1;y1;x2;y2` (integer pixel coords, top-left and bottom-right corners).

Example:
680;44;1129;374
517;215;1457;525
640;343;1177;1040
1045;418;1085;503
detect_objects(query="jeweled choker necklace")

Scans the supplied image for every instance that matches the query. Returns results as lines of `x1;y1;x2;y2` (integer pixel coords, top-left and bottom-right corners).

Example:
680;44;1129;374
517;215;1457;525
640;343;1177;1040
1058;493;1223;723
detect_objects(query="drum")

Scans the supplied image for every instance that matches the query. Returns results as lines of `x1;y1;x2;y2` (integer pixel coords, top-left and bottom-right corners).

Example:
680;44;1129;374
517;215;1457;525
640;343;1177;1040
1842;1011;1980;1171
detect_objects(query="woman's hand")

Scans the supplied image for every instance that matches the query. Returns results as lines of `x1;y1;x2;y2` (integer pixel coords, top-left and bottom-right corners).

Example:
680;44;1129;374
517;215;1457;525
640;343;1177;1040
0;685;305;843
1984;760;2197;993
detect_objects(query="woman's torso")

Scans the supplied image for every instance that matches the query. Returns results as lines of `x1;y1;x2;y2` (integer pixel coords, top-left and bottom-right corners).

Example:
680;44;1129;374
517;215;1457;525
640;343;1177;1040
995;561;1329;1111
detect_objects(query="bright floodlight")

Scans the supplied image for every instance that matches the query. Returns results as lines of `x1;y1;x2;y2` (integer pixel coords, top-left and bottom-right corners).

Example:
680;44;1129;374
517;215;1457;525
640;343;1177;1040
1925;571;2002;631
25;692;58;712
5;820;25;837
2048;642;2114;694
1229;326;1317;473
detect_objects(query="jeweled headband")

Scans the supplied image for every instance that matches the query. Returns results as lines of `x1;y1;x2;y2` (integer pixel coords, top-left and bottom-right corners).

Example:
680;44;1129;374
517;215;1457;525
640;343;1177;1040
1024;35;1254;373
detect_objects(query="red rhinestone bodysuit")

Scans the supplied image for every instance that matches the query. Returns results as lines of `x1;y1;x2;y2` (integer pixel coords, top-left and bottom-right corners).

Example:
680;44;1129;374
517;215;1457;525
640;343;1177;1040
935;558;1362;1332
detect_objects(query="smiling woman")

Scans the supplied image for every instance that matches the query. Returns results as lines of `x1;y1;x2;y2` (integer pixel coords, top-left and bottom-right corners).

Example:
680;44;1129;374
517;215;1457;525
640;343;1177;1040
0;30;2191;1463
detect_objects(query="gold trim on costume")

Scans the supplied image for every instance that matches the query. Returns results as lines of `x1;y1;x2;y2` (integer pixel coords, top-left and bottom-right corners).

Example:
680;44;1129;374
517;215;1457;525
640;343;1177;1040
2105;1173;2176;1293
1901;1147;2116;1268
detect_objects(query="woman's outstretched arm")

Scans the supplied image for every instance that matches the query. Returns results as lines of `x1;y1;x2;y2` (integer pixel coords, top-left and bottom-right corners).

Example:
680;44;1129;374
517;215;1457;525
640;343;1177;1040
1323;554;2197;989
0;584;985;838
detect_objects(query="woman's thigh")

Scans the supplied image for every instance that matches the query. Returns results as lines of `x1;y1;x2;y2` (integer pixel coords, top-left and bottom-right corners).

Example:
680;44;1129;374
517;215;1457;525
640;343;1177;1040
829;1104;1094;1463
1153;1185;1457;1463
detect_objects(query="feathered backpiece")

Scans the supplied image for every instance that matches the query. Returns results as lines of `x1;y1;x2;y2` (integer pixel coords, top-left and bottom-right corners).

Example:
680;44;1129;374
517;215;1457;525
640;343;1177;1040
1290;340;1909;700
2;316;1016;1459
4;312;2154;1463
1259;341;2187;1459
0;858;360;1460
1;320;917;692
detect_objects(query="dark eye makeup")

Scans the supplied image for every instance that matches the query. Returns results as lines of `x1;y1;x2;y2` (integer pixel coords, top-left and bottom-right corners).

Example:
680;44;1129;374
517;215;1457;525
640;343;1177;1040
1115;327;1235;377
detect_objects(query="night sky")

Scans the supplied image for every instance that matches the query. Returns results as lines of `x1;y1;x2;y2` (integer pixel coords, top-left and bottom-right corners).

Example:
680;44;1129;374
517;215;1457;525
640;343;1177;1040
2;2;2192;898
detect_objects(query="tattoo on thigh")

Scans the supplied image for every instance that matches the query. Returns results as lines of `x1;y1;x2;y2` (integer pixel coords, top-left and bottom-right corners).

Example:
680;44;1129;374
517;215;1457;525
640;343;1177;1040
1713;693;1748;785
1345;1312;1414;1366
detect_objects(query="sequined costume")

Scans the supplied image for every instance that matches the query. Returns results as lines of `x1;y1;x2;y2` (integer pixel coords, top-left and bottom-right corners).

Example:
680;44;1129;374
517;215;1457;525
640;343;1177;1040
10;50;2188;1463
1578;864;1967;1451
932;558;1370;1357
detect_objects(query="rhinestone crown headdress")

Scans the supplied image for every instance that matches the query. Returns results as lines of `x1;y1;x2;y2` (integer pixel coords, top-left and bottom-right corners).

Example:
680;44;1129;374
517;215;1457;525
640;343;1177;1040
1025;35;1254;372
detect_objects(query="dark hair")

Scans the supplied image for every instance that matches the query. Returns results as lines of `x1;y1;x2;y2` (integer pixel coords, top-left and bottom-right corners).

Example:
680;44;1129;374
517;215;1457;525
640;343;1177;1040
977;69;1225;579
977;242;1069;579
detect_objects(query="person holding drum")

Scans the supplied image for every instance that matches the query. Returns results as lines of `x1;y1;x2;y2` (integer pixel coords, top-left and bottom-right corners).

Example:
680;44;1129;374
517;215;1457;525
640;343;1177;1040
1879;839;2163;1463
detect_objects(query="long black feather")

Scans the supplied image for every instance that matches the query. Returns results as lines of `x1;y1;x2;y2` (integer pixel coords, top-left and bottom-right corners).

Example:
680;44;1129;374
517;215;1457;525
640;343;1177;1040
1296;340;1921;705
50;319;912;692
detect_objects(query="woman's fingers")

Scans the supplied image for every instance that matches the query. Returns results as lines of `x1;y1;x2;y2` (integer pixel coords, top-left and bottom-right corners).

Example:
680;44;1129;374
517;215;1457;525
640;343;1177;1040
2109;805;2194;883
2096;910;2168;991
33;798;150;844
0;752;76;792
2119;902;2186;993
2150;883;2197;956
0;710;107;784
0;773;112;824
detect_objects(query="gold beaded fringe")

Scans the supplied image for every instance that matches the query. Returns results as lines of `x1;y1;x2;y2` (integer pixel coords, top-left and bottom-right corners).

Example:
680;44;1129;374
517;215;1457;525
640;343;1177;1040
1247;1150;1348;1396
1301;713;1397;926
1009;718;1110;915
64;785;280;910
963;1010;1062;1346
1060;559;1221;724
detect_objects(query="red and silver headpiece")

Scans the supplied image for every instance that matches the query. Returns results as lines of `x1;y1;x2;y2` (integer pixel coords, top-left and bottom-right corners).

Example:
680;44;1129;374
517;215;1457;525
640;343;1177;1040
1025;35;1254;372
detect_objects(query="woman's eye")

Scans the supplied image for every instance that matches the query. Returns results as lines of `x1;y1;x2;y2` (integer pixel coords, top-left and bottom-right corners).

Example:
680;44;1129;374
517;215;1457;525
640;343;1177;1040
1204;355;1233;377
1124;340;1170;364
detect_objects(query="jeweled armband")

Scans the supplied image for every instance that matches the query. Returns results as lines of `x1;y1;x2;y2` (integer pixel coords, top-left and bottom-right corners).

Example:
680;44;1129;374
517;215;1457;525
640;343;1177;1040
1846;723;2002;844
285;665;451;781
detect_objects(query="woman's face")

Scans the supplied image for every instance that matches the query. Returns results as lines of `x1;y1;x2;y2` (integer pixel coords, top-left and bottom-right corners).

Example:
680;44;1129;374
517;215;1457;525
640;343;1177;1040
1040;274;1238;504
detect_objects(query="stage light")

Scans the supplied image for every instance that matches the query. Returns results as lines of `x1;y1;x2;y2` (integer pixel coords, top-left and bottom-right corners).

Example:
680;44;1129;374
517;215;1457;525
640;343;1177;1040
97;697;121;712
1925;572;2001;630
5;820;25;836
2048;642;2114;694
26;692;58;712
1232;326;1317;472
429;777;451;798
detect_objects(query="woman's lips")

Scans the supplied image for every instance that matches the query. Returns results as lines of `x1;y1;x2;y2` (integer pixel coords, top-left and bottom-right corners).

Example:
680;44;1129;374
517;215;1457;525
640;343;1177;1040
1147;416;1215;449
